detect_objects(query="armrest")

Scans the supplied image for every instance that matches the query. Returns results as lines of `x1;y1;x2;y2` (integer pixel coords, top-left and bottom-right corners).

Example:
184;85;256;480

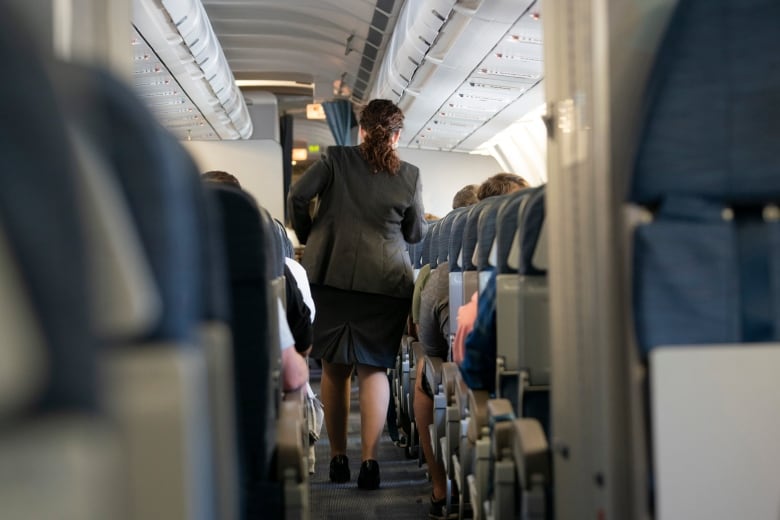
440;362;460;404
275;399;305;483
512;418;549;488
467;389;491;443
453;375;470;417
423;355;444;395
487;398;515;423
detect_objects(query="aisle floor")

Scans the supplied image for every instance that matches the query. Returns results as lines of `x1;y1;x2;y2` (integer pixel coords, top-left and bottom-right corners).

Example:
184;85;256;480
309;372;431;519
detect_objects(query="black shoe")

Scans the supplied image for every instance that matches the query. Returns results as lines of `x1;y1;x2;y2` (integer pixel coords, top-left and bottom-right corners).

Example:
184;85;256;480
329;455;350;483
429;495;458;519
356;459;380;490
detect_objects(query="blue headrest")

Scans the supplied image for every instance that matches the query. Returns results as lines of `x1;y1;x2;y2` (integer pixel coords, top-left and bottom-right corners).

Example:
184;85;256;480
420;226;433;266
448;210;470;273
462;198;495;271
517;186;547;275
428;220;441;269
437;208;463;266
53;62;202;342
631;0;780;204
477;193;515;271
0;7;98;412
495;191;528;274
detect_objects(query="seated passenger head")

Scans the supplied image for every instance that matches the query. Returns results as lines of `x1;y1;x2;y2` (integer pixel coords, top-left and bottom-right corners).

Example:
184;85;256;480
477;173;528;200
358;99;404;174
424;213;441;221
452;184;479;208
201;170;241;188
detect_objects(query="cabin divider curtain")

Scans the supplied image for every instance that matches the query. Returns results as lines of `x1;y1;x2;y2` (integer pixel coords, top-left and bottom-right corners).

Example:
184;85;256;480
279;114;293;220
322;100;356;146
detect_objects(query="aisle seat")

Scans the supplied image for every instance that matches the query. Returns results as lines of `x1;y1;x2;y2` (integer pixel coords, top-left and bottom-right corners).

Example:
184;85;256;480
629;1;780;518
496;187;549;420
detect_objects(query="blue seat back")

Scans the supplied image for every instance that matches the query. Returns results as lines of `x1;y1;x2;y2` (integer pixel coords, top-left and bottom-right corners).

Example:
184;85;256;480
631;0;780;355
462;198;494;271
517;186;547;276
448;210;470;273
477;193;515;272
208;185;277;514
0;10;98;414
420;226;433;267
428;220;441;269
54;62;202;343
437;208;463;266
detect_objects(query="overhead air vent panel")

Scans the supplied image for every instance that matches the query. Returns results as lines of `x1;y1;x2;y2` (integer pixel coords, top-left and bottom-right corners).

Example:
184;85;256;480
374;0;543;152
133;0;253;140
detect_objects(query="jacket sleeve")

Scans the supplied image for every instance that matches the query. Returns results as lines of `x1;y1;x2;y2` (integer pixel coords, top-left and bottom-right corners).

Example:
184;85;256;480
287;155;332;244
284;265;313;353
401;170;427;244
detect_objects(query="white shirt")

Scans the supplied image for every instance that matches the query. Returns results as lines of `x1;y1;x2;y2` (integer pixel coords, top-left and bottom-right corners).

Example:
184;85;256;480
284;257;316;322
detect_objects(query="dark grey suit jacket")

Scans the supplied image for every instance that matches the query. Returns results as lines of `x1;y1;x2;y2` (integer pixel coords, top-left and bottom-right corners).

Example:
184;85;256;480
288;146;426;298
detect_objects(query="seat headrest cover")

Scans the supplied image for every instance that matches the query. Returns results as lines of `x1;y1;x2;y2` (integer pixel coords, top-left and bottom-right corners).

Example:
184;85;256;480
448;210;470;272
631;0;780;204
495;191;528;274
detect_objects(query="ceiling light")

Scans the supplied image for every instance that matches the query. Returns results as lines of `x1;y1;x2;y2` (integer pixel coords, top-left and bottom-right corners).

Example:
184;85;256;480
306;103;326;120
235;79;315;89
292;148;308;161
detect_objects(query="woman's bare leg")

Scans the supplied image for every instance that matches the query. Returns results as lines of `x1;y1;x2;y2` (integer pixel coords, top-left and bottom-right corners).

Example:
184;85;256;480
321;360;354;457
356;363;390;461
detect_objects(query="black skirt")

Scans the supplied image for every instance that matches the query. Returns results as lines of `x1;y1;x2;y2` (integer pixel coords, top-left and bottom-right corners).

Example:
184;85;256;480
310;284;411;369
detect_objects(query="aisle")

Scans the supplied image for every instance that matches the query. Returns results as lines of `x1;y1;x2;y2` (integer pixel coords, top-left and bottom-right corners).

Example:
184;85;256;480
308;371;431;519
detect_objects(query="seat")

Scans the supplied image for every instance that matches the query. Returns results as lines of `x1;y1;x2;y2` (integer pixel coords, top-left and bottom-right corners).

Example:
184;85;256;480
496;186;550;417
208;185;284;518
461;198;494;305
51;62;220;520
0;10;124;515
629;1;780;518
476;192;516;291
447;209;471;341
197;186;240;520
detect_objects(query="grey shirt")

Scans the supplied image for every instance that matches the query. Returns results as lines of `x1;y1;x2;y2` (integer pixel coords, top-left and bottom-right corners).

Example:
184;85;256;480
288;146;426;298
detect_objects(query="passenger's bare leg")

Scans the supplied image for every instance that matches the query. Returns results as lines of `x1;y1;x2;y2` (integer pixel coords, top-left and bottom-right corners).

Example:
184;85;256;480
356;363;390;461
414;362;447;501
321;360;354;457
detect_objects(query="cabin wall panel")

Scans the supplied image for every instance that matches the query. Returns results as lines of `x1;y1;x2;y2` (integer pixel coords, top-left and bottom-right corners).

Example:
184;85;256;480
182;140;285;221
397;148;501;219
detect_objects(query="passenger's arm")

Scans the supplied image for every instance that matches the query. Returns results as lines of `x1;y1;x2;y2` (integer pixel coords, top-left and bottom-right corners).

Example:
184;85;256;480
287;157;332;244
402;171;427;243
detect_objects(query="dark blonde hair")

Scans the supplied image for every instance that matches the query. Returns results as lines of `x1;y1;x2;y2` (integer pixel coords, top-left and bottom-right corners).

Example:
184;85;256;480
477;173;528;200
452;184;479;208
358;99;404;175
201;170;241;188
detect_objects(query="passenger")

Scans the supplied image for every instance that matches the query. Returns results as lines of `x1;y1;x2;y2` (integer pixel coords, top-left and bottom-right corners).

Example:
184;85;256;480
452;183;479;209
414;173;528;518
200;171;309;392
288;99;426;490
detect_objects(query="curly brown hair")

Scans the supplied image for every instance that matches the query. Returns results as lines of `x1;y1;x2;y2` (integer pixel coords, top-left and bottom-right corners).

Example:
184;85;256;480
358;99;404;175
